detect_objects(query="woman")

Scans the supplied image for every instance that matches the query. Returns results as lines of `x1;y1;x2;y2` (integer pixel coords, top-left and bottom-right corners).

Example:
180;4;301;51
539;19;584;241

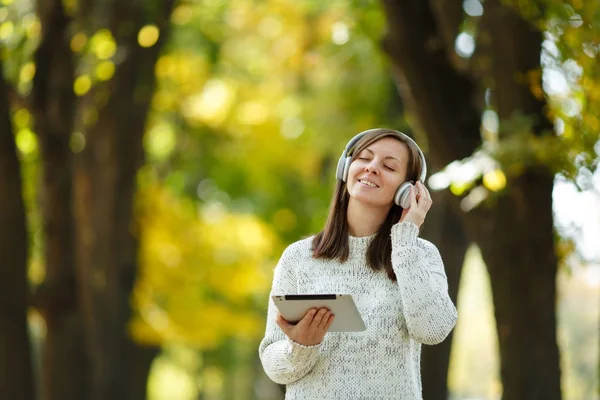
258;128;458;399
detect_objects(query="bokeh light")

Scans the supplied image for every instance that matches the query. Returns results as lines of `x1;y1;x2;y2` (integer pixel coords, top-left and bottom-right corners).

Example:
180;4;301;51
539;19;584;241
74;75;92;96
138;25;160;48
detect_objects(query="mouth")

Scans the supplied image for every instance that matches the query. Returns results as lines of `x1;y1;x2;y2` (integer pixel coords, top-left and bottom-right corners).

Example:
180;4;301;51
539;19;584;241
358;179;379;188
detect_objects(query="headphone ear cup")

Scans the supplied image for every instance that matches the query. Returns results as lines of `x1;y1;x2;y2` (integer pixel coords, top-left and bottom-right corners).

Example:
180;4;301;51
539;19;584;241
394;182;414;208
336;152;347;181
342;156;352;182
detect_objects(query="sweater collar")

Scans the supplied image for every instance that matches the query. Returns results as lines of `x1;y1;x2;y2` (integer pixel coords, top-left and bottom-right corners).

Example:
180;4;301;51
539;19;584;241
348;232;376;254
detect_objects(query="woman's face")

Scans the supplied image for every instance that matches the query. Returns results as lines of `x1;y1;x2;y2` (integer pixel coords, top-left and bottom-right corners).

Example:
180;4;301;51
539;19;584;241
346;137;409;208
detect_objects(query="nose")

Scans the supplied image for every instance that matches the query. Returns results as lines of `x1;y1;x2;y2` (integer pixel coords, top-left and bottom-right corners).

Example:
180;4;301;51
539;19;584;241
364;161;379;175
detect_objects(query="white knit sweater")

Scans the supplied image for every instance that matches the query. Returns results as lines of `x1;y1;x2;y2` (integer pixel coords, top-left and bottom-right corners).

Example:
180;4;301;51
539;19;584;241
258;221;458;400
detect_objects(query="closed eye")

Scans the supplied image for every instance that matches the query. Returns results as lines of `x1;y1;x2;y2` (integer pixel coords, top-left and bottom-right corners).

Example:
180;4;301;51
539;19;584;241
385;166;395;171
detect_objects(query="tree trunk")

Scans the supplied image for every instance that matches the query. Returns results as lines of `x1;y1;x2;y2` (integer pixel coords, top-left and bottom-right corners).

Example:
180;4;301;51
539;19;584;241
30;0;174;397
71;1;174;399
386;82;469;398
465;2;562;398
0;59;37;400
380;0;562;399
420;189;467;400
463;169;560;400
384;37;471;398
380;0;481;168
31;1;88;399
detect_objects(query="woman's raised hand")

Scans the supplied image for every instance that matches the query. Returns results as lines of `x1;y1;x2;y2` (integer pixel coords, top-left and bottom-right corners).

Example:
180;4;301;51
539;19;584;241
276;307;335;346
399;181;432;228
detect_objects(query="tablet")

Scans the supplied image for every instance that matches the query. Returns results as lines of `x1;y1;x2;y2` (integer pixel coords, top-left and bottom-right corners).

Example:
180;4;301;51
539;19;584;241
272;294;366;332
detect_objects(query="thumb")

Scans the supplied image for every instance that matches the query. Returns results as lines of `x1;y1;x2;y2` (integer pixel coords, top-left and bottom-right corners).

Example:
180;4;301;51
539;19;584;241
276;313;293;333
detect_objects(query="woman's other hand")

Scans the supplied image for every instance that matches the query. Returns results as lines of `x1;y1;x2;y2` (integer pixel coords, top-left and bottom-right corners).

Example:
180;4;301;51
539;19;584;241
276;308;335;346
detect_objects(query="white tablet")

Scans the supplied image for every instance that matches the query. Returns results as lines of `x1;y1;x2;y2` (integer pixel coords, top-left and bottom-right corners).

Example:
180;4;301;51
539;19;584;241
272;294;366;332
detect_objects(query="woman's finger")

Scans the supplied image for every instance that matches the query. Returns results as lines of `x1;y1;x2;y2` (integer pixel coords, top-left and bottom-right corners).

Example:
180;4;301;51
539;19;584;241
311;308;327;328
298;308;317;328
322;313;335;331
420;181;432;202
416;181;425;199
317;311;331;329
409;185;418;208
417;182;430;210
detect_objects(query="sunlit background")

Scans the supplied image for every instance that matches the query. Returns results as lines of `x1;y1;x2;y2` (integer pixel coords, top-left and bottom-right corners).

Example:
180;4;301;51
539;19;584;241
1;0;599;398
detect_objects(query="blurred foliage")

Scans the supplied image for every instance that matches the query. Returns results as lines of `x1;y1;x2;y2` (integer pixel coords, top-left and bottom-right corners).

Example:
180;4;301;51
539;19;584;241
130;0;401;352
130;174;278;348
427;0;600;214
488;0;600;186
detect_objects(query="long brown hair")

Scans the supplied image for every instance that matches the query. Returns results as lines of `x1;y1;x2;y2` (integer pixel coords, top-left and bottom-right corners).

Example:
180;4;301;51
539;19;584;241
311;129;424;282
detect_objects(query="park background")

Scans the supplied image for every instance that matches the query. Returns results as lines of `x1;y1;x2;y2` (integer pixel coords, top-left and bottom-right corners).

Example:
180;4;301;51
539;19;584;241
0;0;599;399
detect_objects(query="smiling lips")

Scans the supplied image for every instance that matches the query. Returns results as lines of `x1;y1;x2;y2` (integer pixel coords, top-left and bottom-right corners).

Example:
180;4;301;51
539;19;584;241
358;179;379;188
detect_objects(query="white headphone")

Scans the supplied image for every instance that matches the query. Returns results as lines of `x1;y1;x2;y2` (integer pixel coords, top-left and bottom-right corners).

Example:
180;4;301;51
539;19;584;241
335;128;427;208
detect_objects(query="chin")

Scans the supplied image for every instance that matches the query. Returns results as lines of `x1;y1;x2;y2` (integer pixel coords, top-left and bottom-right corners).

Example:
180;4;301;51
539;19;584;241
349;192;391;208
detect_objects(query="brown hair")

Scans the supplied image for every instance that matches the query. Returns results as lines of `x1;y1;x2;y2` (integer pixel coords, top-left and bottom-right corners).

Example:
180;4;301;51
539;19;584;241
311;129;424;282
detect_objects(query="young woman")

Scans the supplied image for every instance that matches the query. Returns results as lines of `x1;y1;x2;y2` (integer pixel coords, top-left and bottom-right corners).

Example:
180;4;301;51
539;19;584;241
258;128;458;399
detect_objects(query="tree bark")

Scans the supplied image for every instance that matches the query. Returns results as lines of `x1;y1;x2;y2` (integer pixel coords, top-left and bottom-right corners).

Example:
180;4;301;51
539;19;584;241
0;59;37;400
429;0;466;71
31;1;88;399
71;1;174;399
380;0;562;399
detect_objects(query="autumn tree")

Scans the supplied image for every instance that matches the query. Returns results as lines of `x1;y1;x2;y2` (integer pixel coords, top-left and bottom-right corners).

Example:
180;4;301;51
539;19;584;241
1;0;174;398
379;0;599;398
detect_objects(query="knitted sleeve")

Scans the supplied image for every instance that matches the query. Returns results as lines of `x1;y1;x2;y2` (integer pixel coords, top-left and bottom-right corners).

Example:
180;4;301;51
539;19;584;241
258;245;322;385
390;221;458;345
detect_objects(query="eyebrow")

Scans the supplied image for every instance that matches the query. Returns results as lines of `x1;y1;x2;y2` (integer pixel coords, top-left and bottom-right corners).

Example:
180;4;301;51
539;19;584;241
363;148;401;164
